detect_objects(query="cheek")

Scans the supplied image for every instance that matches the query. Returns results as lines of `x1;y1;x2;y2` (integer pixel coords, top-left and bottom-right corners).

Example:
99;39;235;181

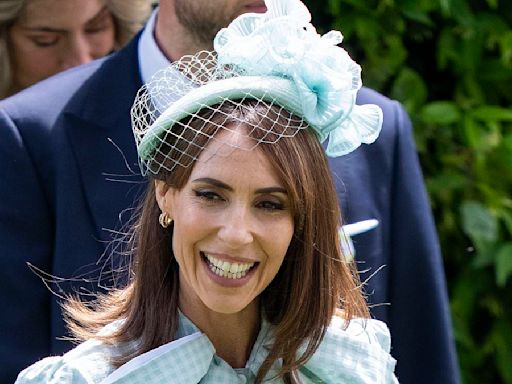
89;29;116;57
171;205;209;262
263;217;294;269
11;43;58;86
171;222;196;283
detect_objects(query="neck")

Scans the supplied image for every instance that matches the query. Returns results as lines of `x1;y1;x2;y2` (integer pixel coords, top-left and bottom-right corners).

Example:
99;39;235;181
155;1;214;62
180;296;261;368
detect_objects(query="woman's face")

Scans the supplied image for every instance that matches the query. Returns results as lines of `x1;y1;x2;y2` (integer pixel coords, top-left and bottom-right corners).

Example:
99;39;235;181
8;0;115;91
156;129;294;315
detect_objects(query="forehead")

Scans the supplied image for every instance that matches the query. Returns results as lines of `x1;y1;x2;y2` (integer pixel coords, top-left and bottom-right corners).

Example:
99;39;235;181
189;128;282;186
20;0;107;28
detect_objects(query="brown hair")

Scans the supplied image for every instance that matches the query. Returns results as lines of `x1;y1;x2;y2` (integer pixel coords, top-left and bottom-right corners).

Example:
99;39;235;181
0;0;151;99
65;100;369;383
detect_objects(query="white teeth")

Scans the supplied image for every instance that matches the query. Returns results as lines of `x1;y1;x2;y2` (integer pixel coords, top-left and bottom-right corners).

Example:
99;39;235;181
204;253;255;279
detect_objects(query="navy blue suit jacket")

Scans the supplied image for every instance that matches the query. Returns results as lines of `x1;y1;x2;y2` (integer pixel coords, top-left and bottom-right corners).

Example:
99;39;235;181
0;35;459;383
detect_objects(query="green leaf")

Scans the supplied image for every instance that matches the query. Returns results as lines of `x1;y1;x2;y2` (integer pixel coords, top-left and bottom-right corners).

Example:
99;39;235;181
420;101;461;124
437;28;457;70
460;201;498;243
439;0;450;16
479;59;512;82
426;173;467;195
496;244;512;287
450;272;479;348
390;67;427;112
491;321;512;382
401;9;433;26
470;106;512;122
462;116;482;149
472;241;496;268
498;209;512;236
451;0;475;28
499;31;512;66
485;0;498;9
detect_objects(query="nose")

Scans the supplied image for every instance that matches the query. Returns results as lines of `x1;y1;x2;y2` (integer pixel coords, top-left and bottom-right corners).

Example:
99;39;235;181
61;35;93;70
217;205;254;247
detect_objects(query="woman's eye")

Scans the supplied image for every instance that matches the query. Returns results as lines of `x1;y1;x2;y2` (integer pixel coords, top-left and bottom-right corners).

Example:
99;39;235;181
32;36;59;47
85;25;109;35
85;10;113;35
257;200;284;211
194;190;223;202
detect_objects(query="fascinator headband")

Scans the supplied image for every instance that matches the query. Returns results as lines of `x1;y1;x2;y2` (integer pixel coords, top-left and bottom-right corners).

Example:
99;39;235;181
132;0;383;175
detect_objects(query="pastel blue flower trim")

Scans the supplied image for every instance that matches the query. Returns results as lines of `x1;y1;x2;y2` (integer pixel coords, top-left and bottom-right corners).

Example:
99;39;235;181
214;0;382;156
137;0;383;160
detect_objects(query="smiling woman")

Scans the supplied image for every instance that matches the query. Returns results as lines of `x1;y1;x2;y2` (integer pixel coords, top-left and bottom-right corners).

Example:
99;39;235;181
15;0;399;383
158;128;295;317
0;0;151;99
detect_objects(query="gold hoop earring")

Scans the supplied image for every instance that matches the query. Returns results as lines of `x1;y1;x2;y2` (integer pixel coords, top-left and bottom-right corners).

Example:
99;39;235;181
159;212;172;228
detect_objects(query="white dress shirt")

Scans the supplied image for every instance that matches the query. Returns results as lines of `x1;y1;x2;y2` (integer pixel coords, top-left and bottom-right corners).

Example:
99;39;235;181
137;9;171;84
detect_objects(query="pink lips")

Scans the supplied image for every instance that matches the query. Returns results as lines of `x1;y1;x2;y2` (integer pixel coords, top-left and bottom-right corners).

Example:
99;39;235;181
244;1;267;13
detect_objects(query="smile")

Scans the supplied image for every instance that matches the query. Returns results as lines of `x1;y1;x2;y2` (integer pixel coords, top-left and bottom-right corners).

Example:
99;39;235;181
202;252;256;280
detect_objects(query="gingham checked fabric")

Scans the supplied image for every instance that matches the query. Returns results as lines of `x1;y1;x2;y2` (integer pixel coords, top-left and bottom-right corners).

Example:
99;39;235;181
16;313;398;383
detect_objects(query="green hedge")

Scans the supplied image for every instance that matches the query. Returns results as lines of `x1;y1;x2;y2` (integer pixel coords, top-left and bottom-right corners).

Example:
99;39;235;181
302;1;512;383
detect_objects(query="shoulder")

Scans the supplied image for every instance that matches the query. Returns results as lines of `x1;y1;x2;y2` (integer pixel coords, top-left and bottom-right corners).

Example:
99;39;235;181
0;59;109;183
328;316;393;351
0;59;105;124
15;338;117;384
300;317;398;384
15;321;132;384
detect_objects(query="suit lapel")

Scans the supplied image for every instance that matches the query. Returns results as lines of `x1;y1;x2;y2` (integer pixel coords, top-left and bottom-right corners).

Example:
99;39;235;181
64;36;147;243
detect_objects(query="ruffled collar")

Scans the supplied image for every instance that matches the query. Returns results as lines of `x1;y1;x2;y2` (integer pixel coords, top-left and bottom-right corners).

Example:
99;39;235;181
102;314;397;383
177;311;280;380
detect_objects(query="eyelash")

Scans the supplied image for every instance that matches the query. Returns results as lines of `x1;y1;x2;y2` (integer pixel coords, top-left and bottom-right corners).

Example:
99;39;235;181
33;37;59;47
256;200;284;211
31;24;110;48
85;25;110;34
193;190;285;211
194;190;223;202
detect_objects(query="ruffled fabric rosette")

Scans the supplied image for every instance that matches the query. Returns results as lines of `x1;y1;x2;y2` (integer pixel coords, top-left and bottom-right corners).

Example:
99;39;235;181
134;0;383;167
214;0;382;156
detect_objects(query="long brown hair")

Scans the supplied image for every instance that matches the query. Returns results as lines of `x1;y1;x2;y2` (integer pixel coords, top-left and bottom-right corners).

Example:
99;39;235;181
64;100;369;383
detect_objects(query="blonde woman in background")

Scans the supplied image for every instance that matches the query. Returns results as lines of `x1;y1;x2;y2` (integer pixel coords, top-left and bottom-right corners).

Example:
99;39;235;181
0;0;151;99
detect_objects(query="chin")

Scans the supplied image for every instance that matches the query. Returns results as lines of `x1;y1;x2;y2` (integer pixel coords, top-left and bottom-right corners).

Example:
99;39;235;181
202;295;255;315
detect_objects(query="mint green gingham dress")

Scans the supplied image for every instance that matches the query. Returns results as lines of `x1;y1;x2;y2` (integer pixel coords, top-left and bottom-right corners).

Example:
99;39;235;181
16;313;398;383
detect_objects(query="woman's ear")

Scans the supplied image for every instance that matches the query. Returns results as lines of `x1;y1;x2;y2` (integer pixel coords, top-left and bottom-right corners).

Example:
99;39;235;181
154;180;171;212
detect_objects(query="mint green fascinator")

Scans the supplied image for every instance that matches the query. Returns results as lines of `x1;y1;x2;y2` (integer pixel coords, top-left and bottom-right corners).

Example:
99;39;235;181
132;0;383;175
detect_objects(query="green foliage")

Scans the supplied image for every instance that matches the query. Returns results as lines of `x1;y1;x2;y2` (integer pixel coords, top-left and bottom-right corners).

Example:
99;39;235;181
303;0;512;382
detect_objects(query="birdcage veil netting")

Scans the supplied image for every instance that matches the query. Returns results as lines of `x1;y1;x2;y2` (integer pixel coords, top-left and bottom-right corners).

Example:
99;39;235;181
131;51;310;176
131;0;383;176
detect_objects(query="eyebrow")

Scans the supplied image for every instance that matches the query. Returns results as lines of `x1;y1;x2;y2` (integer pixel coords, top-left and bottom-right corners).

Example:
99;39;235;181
23;6;109;33
192;177;287;194
85;6;111;26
